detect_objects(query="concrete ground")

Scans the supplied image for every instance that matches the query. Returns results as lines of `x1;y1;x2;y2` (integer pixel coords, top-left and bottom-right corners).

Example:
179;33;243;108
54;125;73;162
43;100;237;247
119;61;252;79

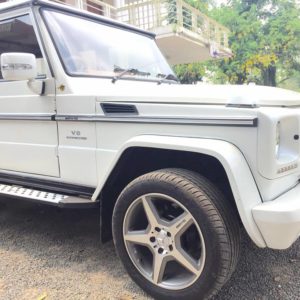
0;199;299;300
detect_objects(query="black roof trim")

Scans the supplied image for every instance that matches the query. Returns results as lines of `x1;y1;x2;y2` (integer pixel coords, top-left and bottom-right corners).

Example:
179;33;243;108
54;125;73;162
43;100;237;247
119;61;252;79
0;0;155;38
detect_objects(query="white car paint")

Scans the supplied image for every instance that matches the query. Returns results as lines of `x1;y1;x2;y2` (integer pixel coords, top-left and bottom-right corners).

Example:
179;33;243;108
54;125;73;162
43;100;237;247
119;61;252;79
92;135;266;247
0;0;300;250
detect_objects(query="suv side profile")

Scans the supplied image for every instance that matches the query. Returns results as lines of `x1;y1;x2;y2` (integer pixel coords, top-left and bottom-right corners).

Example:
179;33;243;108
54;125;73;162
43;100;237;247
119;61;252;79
0;1;299;299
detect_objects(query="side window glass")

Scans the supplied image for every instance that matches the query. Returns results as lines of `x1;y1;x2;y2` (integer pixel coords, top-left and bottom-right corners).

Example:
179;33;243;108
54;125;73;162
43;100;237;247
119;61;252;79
0;14;43;80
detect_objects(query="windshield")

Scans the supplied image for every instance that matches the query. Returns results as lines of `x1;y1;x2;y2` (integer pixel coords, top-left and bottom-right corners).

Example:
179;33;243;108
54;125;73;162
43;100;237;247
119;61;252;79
43;10;175;81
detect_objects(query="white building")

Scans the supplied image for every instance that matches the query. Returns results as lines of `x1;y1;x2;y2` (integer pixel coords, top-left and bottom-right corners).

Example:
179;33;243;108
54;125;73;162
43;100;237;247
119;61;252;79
1;0;232;64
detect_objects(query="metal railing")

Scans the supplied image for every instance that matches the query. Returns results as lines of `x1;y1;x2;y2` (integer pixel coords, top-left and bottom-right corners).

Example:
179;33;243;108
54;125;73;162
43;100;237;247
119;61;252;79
54;0;117;19
117;0;229;47
45;0;229;48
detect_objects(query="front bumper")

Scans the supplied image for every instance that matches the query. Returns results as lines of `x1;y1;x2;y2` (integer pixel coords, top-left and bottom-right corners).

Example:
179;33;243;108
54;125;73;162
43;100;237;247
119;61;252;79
252;183;300;250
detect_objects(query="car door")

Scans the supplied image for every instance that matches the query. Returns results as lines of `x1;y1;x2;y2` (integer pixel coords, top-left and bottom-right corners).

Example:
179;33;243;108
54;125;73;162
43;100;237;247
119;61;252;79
0;12;59;177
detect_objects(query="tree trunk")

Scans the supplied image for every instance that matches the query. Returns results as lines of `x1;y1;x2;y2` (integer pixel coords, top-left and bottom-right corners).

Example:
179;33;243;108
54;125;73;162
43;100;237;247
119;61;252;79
262;64;277;87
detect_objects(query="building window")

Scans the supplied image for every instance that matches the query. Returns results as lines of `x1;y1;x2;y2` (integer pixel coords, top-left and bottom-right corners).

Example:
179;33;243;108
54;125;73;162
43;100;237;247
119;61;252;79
87;0;104;15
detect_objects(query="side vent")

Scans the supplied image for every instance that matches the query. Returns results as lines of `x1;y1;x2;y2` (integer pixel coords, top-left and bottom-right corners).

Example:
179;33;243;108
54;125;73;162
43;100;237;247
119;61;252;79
101;103;138;115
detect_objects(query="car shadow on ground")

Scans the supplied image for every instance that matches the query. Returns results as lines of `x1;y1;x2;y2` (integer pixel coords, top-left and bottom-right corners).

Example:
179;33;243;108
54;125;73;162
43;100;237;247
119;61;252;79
0;198;299;300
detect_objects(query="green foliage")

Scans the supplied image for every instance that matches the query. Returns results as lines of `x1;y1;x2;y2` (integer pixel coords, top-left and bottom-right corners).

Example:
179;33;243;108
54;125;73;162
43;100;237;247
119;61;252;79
279;70;300;92
184;0;213;12
174;63;205;84
173;0;300;89
210;0;300;87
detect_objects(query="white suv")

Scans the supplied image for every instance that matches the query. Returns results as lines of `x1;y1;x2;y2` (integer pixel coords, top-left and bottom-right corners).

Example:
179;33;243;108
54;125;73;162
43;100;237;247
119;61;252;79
0;0;299;299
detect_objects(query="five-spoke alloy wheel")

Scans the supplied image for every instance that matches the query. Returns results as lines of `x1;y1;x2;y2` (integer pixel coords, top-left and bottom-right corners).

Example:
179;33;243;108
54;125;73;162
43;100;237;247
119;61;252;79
123;193;206;290
113;169;240;300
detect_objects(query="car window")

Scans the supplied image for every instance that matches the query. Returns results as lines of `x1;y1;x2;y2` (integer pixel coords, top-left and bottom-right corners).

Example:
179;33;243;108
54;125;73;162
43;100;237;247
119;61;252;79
43;9;175;81
0;14;43;80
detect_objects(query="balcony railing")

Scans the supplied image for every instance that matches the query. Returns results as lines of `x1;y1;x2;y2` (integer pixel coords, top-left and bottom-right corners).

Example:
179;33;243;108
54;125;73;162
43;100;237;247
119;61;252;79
50;0;229;49
54;0;117;19
117;0;229;48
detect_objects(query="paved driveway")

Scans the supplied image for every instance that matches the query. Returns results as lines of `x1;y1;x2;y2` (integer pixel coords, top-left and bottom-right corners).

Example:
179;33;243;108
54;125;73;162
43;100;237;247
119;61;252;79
0;199;299;300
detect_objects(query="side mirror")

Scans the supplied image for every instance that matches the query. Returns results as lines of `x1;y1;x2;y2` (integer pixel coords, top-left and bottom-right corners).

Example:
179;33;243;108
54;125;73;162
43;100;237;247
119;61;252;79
1;52;37;81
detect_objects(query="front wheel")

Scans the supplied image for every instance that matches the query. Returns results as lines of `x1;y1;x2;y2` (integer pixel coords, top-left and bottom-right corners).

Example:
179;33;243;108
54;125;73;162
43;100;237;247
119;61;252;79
112;169;240;300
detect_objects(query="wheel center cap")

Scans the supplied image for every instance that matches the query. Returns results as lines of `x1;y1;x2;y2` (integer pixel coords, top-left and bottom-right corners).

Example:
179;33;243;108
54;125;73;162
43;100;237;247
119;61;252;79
156;230;171;248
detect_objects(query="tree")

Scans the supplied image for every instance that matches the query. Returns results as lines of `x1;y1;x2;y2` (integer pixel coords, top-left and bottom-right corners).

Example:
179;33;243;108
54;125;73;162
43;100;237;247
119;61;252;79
174;63;205;84
172;0;300;88
209;0;300;87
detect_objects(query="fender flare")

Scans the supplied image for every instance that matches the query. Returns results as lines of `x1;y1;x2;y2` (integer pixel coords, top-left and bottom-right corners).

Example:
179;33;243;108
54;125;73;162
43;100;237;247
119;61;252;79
93;135;266;248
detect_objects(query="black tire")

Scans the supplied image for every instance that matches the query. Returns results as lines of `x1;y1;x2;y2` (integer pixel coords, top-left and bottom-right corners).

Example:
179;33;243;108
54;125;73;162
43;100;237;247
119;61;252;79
112;168;241;300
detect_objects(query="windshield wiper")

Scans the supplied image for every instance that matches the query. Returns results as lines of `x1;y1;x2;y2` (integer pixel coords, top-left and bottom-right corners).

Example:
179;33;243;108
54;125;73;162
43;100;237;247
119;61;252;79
156;73;180;85
112;66;151;83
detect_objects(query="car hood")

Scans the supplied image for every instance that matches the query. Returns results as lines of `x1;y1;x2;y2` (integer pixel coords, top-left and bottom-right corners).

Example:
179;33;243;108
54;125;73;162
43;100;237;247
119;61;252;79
71;79;300;107
201;84;300;107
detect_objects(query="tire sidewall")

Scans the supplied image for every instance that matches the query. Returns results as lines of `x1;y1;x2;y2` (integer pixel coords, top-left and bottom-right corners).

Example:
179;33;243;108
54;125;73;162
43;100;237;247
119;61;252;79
113;175;227;300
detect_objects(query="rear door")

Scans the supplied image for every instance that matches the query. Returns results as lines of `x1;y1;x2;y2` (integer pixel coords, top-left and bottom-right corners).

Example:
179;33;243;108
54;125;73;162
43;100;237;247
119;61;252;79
0;11;59;177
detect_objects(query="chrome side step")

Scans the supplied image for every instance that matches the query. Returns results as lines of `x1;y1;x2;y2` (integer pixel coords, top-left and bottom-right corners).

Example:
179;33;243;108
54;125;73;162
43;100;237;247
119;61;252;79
0;184;98;208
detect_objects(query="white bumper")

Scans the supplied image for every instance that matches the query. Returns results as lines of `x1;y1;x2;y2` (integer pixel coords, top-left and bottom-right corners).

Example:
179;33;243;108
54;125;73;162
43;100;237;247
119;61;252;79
253;184;300;250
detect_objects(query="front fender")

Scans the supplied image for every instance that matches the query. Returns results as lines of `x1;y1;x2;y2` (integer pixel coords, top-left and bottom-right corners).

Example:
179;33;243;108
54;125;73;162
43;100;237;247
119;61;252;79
93;135;266;248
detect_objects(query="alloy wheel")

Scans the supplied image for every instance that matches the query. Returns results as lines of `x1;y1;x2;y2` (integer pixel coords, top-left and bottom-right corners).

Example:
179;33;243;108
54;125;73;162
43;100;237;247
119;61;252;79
123;193;206;290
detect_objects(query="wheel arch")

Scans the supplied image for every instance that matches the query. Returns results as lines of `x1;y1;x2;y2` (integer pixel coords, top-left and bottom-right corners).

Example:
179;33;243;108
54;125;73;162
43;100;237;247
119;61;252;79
96;135;266;248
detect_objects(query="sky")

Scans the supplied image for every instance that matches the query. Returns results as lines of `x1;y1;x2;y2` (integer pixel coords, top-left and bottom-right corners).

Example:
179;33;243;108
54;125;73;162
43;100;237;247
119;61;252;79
215;0;229;6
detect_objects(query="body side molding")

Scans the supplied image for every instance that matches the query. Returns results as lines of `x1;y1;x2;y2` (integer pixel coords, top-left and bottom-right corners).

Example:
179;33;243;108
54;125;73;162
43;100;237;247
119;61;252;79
0;114;54;121
56;115;258;127
0;114;258;127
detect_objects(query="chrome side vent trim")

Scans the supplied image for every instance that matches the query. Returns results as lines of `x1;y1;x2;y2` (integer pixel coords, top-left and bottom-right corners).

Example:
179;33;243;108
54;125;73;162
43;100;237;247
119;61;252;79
101;103;138;115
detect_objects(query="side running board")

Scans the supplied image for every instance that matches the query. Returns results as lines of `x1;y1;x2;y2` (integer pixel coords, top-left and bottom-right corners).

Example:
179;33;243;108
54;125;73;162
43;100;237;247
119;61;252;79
0;184;98;208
